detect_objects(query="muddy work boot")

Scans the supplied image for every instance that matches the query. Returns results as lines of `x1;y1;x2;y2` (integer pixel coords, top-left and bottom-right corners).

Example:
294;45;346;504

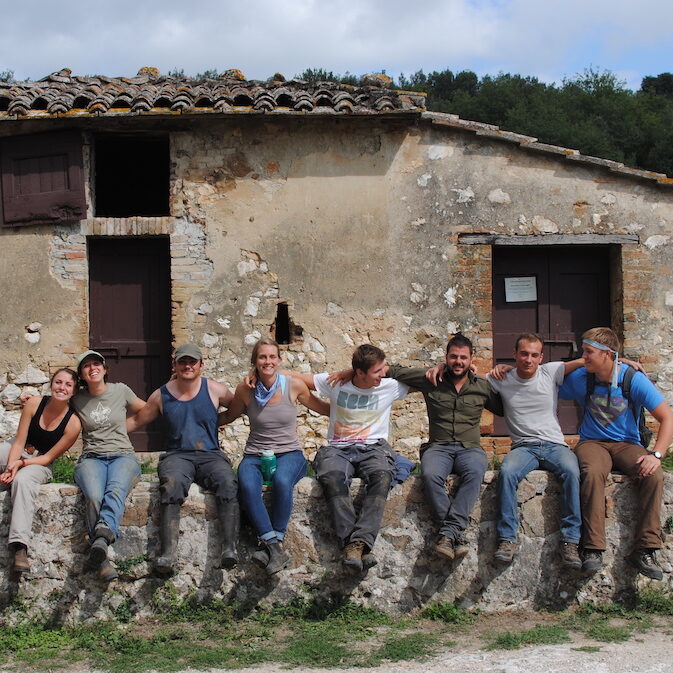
361;546;378;570
154;503;181;575
560;541;582;570
98;559;119;582
343;540;365;573
582;549;603;574
87;523;115;569
434;535;456;561
11;543;30;574
628;548;664;581
453;536;470;560
251;546;271;568
265;542;290;575
493;539;517;564
216;502;240;569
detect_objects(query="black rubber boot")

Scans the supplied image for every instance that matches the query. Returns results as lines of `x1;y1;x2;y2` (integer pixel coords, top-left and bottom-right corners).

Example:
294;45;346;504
217;501;240;569
154;504;181;575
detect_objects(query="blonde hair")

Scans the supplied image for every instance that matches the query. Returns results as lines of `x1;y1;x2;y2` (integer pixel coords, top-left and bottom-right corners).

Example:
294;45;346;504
582;327;620;352
250;338;281;373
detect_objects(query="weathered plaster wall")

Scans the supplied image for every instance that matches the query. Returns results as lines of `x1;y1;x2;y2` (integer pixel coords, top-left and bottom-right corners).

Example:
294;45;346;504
1;471;672;624
1;115;673;459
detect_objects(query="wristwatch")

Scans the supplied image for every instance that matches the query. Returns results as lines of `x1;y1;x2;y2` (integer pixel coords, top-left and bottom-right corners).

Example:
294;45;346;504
649;451;662;460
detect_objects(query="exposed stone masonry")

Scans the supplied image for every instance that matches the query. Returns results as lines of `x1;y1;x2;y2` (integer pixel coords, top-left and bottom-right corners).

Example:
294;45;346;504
1;471;672;624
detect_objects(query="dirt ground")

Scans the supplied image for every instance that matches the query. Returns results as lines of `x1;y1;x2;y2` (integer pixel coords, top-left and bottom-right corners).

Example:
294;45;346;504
174;630;673;673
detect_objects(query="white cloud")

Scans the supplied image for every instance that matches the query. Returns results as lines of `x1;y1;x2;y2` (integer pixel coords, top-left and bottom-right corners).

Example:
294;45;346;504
2;0;673;87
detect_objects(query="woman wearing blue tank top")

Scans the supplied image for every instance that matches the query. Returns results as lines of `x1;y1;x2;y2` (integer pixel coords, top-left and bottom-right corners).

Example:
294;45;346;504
220;338;329;574
0;368;81;574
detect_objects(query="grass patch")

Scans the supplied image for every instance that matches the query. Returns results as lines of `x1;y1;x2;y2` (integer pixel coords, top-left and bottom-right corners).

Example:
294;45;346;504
140;459;156;475
52;455;77;483
573;645;602;652
365;632;440;666
637;587;673;615
115;554;149;575
421;601;477;624
661;452;673;472
585;621;632;643
485;624;570;650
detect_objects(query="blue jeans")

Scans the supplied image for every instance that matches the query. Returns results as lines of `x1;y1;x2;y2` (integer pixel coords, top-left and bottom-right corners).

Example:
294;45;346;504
238;450;307;542
75;453;141;540
497;441;581;543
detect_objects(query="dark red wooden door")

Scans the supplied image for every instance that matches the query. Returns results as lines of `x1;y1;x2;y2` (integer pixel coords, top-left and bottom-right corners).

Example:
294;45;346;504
88;237;172;450
492;246;611;434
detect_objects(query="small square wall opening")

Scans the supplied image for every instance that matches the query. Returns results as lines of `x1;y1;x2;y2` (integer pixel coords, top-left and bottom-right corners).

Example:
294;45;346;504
94;134;170;217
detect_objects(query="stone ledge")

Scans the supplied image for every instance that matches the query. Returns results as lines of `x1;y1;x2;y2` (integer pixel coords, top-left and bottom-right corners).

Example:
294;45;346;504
1;471;672;623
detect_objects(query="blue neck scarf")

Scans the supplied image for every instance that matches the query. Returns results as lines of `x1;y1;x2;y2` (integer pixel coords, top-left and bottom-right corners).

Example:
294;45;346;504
254;374;281;407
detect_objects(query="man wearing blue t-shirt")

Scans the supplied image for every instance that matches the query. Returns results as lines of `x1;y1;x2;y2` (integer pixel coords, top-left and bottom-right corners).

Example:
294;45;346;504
559;327;673;579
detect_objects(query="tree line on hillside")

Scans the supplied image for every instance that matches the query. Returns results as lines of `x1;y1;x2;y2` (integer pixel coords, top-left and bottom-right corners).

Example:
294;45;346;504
299;67;673;177
4;66;673;175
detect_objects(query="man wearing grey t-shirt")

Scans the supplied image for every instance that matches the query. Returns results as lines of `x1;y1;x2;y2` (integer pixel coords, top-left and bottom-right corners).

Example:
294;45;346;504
488;333;583;569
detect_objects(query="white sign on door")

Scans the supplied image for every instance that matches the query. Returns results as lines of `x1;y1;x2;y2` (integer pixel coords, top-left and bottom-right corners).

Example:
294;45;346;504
505;276;537;303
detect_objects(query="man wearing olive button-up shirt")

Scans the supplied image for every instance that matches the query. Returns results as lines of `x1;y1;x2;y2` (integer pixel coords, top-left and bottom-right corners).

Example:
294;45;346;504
387;334;503;561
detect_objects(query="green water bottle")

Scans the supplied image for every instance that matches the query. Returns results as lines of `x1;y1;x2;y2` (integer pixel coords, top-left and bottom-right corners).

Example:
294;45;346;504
260;449;277;486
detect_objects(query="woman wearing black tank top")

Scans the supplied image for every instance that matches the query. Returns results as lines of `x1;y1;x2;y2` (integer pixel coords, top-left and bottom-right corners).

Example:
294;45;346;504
0;368;81;574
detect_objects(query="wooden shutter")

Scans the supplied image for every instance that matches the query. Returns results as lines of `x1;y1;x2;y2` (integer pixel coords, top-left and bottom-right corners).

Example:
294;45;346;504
0;130;86;226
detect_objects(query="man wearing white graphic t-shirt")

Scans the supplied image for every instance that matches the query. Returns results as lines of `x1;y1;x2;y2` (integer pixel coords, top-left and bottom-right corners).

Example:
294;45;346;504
293;344;408;573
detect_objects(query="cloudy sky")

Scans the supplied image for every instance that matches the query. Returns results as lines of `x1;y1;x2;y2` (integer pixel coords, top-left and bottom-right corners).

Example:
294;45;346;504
2;0;672;89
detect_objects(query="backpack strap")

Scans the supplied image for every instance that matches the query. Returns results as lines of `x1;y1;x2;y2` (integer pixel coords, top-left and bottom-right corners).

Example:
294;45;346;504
584;371;596;408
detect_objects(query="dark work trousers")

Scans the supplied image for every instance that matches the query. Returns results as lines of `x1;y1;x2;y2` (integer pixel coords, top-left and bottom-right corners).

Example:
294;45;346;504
158;450;238;505
421;442;488;540
314;439;395;550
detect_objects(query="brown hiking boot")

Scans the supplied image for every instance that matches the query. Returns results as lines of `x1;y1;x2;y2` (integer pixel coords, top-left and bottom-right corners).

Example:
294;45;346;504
361;547;378;570
343;541;365;573
12;544;30;574
493;539;517;564
560;542;582;570
453;536;469;560
434;535;455;561
98;559;118;582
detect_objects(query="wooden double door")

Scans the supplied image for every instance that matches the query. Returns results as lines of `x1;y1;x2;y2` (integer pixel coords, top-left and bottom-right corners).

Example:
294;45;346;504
88;237;172;450
492;246;612;434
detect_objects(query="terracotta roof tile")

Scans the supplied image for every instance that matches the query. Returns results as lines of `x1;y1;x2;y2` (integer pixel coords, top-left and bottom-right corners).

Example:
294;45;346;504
0;67;425;119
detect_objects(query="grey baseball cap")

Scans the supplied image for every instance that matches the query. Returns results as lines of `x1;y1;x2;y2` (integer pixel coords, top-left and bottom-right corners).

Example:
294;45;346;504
76;350;106;371
174;343;203;361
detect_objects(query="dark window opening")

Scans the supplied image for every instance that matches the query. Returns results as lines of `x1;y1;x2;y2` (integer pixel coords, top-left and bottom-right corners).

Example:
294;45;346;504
316;96;332;107
94;134;170;217
195;97;213;107
154;97;171;108
233;94;252;106
111;98;131;108
31;97;48;110
0;97;9;112
273;303;303;345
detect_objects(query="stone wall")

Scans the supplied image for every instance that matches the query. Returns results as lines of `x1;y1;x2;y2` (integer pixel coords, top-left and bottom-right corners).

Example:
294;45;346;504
2;471;672;624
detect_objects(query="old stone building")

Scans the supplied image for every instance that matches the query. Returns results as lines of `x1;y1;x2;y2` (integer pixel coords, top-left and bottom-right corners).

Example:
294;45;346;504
1;67;672;459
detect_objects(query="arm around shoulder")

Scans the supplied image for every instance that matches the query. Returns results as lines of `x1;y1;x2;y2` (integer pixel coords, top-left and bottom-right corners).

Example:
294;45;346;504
218;383;248;425
126;389;160;433
294;377;330;416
